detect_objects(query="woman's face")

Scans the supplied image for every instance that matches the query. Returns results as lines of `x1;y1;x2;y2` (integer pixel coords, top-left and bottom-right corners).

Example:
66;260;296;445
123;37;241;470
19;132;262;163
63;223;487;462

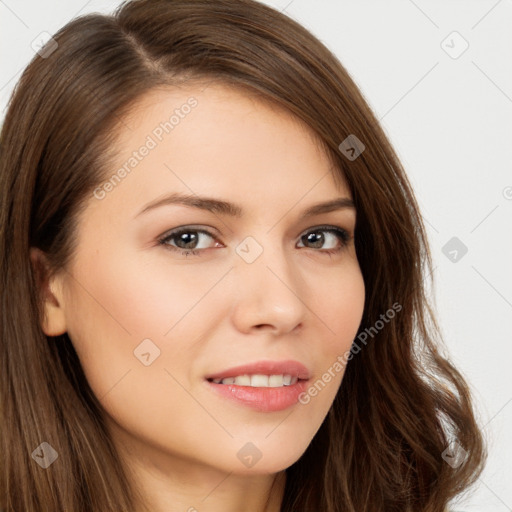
41;83;365;477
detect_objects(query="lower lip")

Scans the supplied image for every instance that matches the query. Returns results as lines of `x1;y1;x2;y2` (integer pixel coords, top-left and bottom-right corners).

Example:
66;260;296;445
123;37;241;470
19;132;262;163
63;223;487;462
205;379;309;412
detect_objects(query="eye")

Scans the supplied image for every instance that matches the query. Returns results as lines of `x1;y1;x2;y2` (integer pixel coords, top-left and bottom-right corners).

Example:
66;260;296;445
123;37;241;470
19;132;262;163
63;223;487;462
158;225;352;258
297;225;351;255
158;227;220;257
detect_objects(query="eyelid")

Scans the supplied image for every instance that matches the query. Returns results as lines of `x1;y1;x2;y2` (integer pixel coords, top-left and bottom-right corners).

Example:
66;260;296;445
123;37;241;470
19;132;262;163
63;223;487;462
157;224;354;262
158;224;215;238
158;224;351;244
158;226;219;247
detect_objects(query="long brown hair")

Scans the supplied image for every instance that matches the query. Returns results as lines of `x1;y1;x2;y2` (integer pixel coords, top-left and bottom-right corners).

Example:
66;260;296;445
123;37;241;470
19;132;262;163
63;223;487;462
0;0;486;510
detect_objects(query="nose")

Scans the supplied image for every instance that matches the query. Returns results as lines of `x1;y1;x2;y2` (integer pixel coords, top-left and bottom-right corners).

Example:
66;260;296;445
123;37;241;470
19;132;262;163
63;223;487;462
230;240;307;336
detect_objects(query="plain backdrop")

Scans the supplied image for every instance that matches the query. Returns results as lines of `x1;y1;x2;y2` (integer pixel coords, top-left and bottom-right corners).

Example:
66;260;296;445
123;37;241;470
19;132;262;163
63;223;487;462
1;1;511;510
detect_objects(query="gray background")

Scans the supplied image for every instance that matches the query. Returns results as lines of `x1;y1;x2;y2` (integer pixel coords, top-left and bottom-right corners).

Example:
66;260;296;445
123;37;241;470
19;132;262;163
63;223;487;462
1;1;511;510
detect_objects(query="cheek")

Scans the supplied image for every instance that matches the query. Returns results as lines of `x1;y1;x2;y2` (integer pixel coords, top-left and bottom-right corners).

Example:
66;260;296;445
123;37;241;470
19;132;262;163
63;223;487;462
69;245;218;339
290;261;365;410
309;260;365;352
63;248;228;391
62;255;205;441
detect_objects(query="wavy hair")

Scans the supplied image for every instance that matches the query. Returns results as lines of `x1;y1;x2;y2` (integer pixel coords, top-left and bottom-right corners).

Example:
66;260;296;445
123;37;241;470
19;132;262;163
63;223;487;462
0;0;485;510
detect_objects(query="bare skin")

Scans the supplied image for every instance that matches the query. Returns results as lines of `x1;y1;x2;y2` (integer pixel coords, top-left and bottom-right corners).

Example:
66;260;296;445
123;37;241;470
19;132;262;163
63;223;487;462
32;82;365;512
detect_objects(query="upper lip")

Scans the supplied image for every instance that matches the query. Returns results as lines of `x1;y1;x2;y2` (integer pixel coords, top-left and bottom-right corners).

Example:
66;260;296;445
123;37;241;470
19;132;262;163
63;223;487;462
205;360;311;381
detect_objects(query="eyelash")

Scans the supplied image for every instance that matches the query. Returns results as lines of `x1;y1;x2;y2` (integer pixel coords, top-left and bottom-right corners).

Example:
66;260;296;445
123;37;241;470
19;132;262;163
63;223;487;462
157;225;352;258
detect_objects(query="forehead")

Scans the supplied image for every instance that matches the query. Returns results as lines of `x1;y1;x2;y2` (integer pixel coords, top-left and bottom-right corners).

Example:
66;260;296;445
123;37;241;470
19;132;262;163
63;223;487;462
88;82;350;221
115;81;336;170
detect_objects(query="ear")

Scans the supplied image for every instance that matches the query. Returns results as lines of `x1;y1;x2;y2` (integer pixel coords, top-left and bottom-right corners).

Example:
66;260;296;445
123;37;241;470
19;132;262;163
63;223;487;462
30;247;67;336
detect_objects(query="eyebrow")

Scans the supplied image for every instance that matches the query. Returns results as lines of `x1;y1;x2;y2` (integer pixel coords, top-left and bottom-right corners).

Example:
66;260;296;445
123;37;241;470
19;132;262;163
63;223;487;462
135;192;355;219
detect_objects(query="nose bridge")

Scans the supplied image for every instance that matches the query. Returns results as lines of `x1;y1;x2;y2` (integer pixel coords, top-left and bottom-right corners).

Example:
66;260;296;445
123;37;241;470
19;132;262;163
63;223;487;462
235;232;292;286
230;232;306;332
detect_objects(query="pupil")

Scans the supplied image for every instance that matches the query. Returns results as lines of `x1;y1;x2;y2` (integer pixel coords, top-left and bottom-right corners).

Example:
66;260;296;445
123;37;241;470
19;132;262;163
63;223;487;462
306;232;323;248
179;232;197;249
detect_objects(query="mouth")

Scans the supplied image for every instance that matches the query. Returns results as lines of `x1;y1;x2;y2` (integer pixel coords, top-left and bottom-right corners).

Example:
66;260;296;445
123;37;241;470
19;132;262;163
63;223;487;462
204;359;311;385
204;373;310;412
206;374;308;387
203;360;311;411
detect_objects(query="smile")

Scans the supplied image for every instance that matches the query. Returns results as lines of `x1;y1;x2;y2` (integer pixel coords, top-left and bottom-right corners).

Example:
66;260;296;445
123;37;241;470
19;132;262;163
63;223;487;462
207;374;300;387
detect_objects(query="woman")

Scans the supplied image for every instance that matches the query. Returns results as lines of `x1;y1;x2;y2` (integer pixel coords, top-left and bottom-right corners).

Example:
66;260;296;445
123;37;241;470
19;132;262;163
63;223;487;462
0;0;485;511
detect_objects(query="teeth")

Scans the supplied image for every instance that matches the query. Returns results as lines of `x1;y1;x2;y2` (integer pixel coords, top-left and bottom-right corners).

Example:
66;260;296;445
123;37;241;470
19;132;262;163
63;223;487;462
211;374;299;387
251;374;269;387
233;375;251;386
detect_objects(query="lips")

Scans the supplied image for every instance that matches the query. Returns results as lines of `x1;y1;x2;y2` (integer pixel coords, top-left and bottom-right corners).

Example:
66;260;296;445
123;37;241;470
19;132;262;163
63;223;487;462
204;359;311;381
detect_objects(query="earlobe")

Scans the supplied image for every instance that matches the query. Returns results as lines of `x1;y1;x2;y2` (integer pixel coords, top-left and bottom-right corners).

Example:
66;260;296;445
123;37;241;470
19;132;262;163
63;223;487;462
29;247;68;336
